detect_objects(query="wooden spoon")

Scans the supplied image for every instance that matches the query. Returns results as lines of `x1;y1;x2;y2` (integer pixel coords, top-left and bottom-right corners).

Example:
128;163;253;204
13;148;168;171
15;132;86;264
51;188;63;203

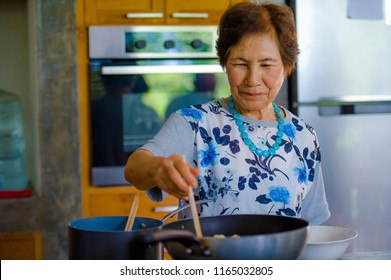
125;192;139;231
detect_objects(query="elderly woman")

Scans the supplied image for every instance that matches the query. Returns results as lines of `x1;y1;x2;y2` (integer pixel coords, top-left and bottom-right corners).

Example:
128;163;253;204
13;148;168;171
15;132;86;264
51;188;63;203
124;2;330;224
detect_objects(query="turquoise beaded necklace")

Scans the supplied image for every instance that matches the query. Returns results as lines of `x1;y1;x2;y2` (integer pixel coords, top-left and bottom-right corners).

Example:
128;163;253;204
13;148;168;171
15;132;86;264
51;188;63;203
228;95;284;157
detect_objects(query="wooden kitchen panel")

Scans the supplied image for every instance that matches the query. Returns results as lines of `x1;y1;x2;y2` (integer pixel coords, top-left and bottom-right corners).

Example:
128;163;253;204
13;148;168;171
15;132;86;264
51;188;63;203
0;231;42;260
84;0;165;25
165;0;243;25
82;0;249;26
87;187;179;222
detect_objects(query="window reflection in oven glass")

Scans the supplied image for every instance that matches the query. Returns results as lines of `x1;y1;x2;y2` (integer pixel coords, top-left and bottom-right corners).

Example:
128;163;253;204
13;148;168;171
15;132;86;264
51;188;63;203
90;66;229;168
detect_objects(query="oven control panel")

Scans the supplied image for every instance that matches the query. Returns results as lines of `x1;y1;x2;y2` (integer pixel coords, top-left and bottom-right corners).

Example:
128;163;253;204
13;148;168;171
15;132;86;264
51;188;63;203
89;26;218;59
125;31;214;53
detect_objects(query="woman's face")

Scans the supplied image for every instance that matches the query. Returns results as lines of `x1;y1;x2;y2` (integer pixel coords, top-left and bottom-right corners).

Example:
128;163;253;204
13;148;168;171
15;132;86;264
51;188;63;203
226;33;286;119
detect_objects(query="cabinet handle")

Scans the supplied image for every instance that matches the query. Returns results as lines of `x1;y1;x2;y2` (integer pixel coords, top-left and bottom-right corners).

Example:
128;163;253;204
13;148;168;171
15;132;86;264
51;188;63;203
126;13;164;19
101;64;223;75
171;12;209;19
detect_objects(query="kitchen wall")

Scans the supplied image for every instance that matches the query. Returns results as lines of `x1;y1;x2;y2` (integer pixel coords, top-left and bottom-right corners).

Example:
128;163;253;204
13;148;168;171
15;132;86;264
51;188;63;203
0;0;81;259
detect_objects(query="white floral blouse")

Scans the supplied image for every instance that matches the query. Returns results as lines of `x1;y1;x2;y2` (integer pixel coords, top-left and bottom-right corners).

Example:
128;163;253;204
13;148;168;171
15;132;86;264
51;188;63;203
143;98;330;225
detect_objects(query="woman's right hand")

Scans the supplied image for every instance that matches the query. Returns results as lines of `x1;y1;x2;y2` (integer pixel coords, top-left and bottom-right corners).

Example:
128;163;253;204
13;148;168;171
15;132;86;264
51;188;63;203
152;154;199;200
124;150;198;200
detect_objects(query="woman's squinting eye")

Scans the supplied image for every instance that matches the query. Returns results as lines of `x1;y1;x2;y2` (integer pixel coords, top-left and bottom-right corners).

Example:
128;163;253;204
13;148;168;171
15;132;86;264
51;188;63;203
233;63;247;67
261;63;274;67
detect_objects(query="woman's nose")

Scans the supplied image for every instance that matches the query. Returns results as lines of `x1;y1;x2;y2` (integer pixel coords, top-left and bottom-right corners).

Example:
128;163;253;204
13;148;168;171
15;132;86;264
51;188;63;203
246;67;261;86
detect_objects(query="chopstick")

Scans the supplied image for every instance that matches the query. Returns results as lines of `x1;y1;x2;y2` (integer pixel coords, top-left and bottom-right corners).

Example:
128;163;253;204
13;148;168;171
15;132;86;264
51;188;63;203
181;155;203;238
125;192;139;231
188;185;203;238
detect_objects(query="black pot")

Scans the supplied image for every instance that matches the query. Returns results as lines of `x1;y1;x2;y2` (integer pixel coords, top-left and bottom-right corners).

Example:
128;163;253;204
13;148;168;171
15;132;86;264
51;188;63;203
68;216;163;260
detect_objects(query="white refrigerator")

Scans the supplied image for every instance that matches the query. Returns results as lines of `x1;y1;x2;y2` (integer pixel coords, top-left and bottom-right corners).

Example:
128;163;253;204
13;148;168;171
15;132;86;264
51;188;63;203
292;0;391;253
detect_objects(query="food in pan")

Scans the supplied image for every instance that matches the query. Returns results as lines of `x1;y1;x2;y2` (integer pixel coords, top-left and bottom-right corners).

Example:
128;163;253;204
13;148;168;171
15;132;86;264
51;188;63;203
213;234;240;238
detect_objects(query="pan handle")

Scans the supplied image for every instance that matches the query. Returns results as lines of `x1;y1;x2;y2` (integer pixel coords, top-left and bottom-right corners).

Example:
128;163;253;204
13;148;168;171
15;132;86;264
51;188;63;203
137;229;212;257
160;199;212;222
137;229;200;248
140;199;212;230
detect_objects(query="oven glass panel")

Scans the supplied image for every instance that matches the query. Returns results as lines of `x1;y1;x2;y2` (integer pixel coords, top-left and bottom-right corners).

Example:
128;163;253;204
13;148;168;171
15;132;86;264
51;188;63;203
90;59;230;170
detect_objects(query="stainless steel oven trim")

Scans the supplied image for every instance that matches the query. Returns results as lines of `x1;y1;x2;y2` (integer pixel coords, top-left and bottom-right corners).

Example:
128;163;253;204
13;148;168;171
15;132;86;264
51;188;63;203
101;64;224;75
96;52;218;59
89;25;219;59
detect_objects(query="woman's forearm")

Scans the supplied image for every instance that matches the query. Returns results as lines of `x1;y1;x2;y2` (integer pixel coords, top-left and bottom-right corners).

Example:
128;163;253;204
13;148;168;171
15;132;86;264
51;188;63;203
124;149;161;190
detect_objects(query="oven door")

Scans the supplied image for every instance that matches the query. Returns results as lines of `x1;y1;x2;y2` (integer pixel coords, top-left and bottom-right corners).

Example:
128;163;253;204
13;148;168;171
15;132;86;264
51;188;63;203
90;58;229;186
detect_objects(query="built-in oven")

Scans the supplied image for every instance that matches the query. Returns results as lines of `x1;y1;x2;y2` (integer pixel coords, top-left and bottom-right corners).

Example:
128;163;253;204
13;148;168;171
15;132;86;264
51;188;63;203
88;25;230;186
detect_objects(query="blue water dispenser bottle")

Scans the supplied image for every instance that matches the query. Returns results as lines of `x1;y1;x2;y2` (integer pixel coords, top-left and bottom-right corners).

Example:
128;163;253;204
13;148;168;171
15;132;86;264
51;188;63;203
0;89;28;191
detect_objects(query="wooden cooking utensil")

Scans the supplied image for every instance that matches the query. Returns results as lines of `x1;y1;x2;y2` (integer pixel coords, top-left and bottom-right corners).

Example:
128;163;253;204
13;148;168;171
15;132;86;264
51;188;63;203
125;192;139;231
182;154;203;238
188;185;203;238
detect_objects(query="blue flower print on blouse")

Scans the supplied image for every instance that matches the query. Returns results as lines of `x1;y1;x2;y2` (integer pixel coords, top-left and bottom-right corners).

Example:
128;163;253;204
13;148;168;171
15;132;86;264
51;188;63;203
294;164;308;185
283;123;296;139
292;117;304;132
198;140;220;167
180;107;203;121
200;168;241;215
221;169;240;203
268;186;290;205
256;186;296;217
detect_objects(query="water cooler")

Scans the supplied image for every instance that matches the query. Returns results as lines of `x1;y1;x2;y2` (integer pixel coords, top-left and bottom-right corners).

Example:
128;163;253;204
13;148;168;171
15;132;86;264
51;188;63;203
0;89;28;192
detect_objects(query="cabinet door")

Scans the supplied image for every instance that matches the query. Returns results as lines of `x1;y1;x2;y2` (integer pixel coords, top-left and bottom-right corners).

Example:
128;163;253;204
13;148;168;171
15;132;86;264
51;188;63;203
88;191;179;223
0;232;42;260
165;0;244;25
85;0;165;25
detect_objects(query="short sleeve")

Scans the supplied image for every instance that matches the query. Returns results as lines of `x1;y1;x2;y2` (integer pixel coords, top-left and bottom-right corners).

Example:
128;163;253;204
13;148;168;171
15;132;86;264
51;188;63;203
141;111;194;202
300;165;331;225
142;111;193;158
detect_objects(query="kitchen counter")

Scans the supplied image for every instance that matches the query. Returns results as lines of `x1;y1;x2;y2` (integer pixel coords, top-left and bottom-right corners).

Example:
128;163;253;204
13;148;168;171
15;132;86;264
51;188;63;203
340;250;391;260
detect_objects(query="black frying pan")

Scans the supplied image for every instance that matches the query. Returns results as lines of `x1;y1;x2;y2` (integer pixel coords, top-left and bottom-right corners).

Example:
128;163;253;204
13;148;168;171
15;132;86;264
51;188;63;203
139;214;309;260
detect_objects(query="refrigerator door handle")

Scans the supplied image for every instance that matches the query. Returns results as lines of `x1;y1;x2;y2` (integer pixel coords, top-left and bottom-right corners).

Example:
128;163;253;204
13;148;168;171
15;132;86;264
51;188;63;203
299;95;391;116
